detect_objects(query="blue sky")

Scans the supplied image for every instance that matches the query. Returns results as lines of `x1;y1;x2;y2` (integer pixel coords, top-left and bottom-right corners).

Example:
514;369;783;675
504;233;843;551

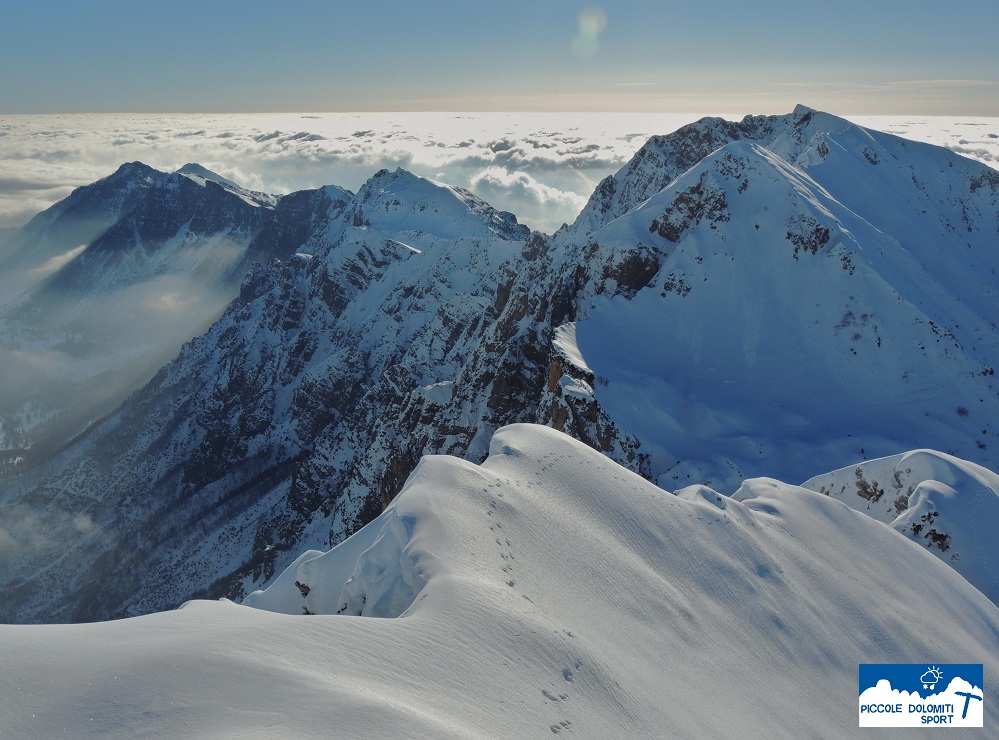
1;0;997;114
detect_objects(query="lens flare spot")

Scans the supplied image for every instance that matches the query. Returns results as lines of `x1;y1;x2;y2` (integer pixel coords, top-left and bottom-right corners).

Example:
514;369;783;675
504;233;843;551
572;7;607;60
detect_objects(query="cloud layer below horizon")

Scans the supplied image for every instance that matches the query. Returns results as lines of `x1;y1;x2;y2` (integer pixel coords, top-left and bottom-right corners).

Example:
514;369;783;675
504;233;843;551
1;112;998;234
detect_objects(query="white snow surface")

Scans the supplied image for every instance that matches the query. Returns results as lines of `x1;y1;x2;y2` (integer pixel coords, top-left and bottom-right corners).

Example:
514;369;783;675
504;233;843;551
802;449;999;606
5;425;993;737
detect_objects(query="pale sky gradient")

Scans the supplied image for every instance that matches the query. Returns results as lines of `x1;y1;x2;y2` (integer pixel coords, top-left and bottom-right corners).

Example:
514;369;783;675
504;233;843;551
1;1;997;115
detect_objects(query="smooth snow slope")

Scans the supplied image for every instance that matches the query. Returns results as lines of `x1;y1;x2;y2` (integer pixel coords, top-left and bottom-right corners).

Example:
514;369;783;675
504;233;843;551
4;426;990;737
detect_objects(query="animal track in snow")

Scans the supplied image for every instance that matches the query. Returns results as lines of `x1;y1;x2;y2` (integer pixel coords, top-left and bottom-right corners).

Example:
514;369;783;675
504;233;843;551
562;659;583;682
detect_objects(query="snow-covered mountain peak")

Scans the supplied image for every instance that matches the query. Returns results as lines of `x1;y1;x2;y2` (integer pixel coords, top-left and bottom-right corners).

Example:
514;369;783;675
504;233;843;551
0;161;353;465
589;136;838;257
763;105;856;159
320;183;353;203
104;160;164;186
352;166;529;241
0;161;169;282
566;106;904;239
554;112;999;492
175;162;242;189
172;163;278;208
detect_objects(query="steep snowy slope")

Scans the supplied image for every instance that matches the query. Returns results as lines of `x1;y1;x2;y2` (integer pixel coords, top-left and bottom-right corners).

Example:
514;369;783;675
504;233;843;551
546;109;998;491
3;426;995;738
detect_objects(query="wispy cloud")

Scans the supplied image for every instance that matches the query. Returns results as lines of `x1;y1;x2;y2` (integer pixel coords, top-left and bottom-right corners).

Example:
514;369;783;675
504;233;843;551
29;244;88;278
772;79;999;91
0;503;100;556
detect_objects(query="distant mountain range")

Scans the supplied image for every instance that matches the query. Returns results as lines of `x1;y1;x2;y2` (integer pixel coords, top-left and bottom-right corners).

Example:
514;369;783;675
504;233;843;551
0;106;997;624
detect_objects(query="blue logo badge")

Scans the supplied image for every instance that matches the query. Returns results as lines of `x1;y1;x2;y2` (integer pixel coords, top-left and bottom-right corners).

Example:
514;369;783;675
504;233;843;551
859;663;983;727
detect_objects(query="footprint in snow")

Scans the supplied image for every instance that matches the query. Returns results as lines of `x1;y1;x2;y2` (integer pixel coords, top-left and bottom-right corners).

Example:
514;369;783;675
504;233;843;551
550;720;572;734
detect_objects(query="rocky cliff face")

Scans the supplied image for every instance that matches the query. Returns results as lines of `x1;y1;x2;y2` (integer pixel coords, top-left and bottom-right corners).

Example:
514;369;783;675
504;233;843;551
1;109;997;623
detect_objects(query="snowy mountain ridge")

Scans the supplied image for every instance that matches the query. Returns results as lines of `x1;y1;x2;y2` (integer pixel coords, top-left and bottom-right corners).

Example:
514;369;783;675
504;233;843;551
0;107;997;628
3;425;996;737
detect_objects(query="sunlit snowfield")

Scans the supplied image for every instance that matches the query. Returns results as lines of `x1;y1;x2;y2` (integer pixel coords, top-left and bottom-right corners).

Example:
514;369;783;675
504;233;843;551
1;112;997;233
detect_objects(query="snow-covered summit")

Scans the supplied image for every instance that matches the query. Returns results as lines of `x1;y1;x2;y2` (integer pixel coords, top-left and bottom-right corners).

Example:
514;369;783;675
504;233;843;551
562;106;830;236
547;124;999;491
0;162;346;467
175;162;242;189
173;162;279;208
566;104;998;242
350;167;530;241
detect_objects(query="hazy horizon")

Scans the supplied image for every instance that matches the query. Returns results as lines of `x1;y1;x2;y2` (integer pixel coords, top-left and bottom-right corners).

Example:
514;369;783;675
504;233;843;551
1;110;997;236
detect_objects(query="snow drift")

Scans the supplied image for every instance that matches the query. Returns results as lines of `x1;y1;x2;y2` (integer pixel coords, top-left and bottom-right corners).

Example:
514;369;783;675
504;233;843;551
802;449;999;606
4;425;997;737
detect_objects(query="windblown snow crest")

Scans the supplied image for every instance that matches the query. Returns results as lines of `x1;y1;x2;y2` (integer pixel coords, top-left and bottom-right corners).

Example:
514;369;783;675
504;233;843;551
1;106;997;623
234;424;999;737
4;424;998;737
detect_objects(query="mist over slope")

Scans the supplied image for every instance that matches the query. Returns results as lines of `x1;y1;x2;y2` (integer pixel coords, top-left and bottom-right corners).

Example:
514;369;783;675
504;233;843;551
1;425;996;737
0;163;349;463
0;107;997;626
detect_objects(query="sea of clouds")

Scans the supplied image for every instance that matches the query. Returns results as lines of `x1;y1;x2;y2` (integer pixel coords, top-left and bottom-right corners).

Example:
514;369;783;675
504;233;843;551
1;112;997;234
